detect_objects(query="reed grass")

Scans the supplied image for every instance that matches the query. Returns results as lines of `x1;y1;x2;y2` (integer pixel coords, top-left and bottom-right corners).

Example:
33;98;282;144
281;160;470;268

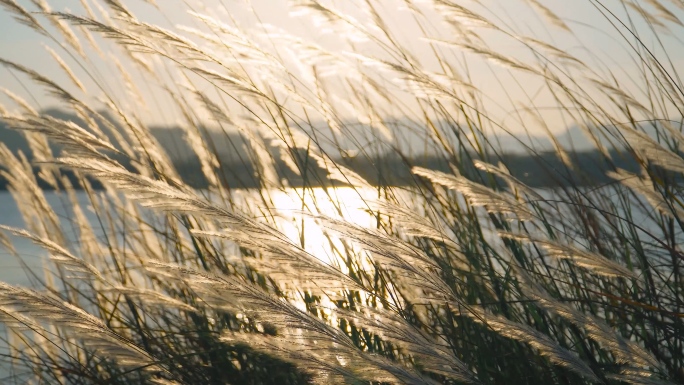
0;0;682;384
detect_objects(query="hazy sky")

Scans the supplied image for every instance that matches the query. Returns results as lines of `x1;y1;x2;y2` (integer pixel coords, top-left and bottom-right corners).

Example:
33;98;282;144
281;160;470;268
1;0;683;133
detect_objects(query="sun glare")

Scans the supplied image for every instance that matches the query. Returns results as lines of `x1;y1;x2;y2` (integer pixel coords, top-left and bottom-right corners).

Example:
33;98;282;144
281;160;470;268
266;186;380;265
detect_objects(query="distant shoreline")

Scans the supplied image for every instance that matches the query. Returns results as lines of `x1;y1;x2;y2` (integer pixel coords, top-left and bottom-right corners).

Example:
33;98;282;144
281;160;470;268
0;149;644;191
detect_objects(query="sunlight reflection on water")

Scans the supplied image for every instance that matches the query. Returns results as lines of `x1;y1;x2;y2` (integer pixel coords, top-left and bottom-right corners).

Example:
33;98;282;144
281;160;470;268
0;187;387;287
0;185;662;289
258;186;381;264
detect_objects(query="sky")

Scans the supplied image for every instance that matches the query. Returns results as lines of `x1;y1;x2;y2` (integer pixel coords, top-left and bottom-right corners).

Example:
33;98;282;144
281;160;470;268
1;0;684;135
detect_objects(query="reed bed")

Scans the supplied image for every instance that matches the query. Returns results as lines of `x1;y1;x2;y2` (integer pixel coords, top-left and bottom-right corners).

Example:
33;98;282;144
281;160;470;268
0;0;682;383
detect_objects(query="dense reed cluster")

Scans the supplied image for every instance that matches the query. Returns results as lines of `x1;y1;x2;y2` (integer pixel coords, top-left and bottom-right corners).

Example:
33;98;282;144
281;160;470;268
0;0;682;383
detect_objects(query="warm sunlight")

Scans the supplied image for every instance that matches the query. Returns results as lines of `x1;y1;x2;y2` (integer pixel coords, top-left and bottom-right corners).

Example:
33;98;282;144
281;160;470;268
0;0;682;384
265;187;381;264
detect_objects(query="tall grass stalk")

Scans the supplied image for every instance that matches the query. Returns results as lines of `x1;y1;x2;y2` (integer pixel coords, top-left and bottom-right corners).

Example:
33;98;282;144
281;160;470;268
0;0;682;383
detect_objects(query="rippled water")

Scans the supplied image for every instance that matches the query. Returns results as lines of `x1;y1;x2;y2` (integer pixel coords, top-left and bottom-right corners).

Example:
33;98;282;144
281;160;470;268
0;185;666;290
0;187;388;287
